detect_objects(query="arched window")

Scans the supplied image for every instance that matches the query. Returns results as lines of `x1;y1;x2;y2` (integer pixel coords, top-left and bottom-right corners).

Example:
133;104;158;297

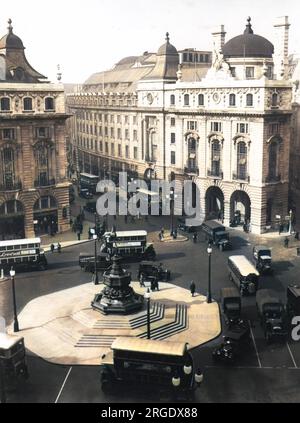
237;141;247;180
0;97;10;111
0;147;15;190
272;93;278;107
184;94;190;106
268;142;278;181
34;196;57;210
170;94;175;105
246;94;253;107
229;94;236;107
0;200;24;215
23;97;33;111
198;94;204;106
211;140;221;177
45;97;54;111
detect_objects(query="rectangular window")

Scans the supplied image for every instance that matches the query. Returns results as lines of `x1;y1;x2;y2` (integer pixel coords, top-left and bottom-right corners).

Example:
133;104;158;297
237;123;249;134
171;133;176;144
104;114;108;123
111;128;114;138
133;116;137;125
125;145;129;158
231;67;236;77
111;144;115;156
133;130;137;141
171;151;176;165
125;115;129;124
134;147;138;159
211;122;222;132
187;121;197;131
118;128;121;139
2;128;15;140
117;115;121;123
269;123;280;135
36;127;49;138
110;115;114;123
118;144;122;156
105;142;108;154
125;129;129;139
171;117;176;126
100;141;103;151
246;67;254;79
104;127;108;136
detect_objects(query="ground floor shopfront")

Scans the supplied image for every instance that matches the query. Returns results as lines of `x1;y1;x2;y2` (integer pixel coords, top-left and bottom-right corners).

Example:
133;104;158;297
0;183;70;240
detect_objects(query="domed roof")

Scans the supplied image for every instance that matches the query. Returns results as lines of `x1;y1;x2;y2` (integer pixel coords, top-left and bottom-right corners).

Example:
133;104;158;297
222;17;274;58
0;19;24;50
157;32;178;56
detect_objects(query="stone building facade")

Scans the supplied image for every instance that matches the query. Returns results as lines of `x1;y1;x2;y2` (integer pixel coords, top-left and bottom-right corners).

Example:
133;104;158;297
67;18;293;234
0;20;70;240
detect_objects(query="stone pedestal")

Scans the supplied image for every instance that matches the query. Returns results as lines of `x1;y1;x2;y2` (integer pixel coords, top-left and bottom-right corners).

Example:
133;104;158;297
91;256;144;315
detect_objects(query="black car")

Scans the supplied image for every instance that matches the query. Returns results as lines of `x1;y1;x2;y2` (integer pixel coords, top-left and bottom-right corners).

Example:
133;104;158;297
256;289;287;343
137;261;170;282
253;245;272;274
79;189;94;199
221;287;241;325
212;321;251;363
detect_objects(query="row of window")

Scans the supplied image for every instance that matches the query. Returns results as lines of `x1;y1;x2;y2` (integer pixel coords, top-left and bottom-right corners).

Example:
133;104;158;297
77;113;138;125
77;124;138;140
0;97;55;112
0;127;51;140
79;138;138;160
170;93;258;107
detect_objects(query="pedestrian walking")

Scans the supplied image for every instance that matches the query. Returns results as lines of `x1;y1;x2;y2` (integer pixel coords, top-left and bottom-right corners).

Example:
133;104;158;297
57;242;62;253
284;237;289;248
50;243;54;253
173;228;177;239
193;232;198;243
190;281;196;297
77;232;81;241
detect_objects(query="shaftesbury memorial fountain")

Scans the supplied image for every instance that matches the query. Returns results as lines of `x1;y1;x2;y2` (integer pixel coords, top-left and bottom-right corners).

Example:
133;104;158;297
91;256;144;314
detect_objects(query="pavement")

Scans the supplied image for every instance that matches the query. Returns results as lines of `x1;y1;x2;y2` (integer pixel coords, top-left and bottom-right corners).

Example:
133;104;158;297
10;282;220;365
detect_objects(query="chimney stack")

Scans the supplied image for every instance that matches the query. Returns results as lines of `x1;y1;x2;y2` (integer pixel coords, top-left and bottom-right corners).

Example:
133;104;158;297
273;16;290;80
212;25;226;64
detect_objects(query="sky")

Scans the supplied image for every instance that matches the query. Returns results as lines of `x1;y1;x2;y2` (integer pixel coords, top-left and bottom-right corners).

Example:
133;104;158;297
1;0;300;83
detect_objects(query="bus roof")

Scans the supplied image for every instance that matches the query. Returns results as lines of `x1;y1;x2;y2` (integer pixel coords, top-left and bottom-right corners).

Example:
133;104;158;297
0;238;41;248
115;231;147;237
111;337;188;356
80;173;99;179
228;255;259;277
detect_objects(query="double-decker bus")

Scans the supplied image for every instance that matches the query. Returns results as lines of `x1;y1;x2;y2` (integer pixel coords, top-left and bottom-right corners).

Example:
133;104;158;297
101;230;156;261
79;173;99;194
0;238;47;273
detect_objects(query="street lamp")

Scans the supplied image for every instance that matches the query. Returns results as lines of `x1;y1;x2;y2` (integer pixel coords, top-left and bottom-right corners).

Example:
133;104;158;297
166;188;177;236
144;288;151;339
9;268;19;332
92;232;99;285
207;244;212;304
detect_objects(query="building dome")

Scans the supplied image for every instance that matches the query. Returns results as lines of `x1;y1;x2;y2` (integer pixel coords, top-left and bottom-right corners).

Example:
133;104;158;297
0;19;24;50
157;32;178;56
222;17;274;58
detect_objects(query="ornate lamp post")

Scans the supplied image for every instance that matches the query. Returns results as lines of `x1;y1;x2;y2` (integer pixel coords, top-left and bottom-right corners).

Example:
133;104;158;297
207;244;212;304
9;268;19;332
144;288;151;339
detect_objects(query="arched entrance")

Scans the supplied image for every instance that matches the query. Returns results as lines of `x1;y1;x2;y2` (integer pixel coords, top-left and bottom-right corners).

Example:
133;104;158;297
0;200;25;240
230;191;251;225
205;186;224;220
33;195;58;235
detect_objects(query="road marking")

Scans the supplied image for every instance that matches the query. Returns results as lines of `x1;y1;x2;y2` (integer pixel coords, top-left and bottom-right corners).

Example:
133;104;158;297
286;342;298;369
249;321;262;368
54;367;72;404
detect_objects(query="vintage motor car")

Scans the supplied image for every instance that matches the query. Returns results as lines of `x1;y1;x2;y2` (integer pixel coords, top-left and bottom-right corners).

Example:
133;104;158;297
137;261;170;282
221;287;241;325
253;245;272;274
256;289;288;343
201;220;231;251
79;253;112;272
212;322;250;363
79;188;94;199
286;284;300;319
0;333;28;383
100;337;203;401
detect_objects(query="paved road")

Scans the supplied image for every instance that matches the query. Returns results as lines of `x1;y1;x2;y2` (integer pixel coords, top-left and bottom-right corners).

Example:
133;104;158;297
4;223;300;403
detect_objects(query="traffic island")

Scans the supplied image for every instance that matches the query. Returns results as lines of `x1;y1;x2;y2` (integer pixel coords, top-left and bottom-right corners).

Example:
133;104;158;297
10;282;221;366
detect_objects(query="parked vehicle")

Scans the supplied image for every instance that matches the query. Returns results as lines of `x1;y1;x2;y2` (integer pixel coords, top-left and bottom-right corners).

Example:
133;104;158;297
0;333;28;382
137;261;170;282
177;218;202;233
228;255;259;296
287;284;300;319
0;238;47;273
256;289;288;343
253;245;272;274
84;201;97;213
100;337;203;400
79;253;112;272
79;188;94;199
201;220;231;251
221;287;241;324
212;323;251;363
